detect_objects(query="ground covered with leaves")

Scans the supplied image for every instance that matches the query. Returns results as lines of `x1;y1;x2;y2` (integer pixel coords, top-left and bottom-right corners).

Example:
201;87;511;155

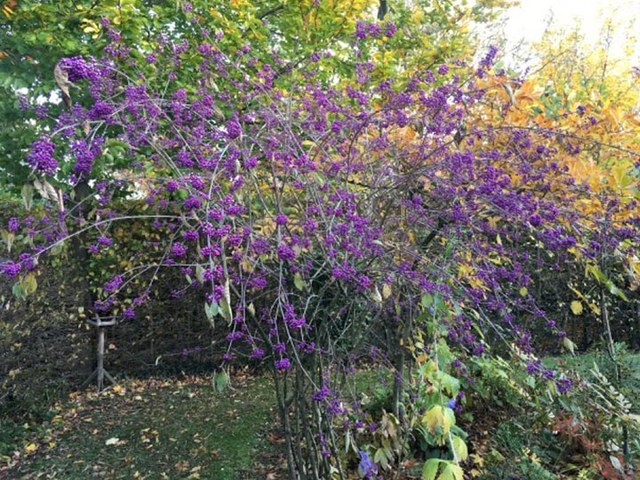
1;352;638;479
1;373;286;479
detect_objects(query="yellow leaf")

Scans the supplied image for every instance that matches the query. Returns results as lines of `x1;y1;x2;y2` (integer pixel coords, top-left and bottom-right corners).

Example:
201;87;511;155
570;300;583;315
415;353;428;364
422;406;455;434
588;302;601;315
25;442;38;453
470;453;484;467
239;257;253;272
422;406;444;432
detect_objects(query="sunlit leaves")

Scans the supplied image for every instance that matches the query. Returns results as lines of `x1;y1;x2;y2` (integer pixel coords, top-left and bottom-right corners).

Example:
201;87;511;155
451;435;468;462
423;459;464;480
439;463;464;480
422;405;456;435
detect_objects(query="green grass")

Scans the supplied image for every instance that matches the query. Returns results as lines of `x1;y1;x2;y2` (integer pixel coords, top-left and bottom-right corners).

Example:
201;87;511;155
543;350;640;372
543;350;640;407
3;374;282;480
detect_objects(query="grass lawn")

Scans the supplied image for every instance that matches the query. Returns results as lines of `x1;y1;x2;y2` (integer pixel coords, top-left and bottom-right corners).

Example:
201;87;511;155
2;373;284;480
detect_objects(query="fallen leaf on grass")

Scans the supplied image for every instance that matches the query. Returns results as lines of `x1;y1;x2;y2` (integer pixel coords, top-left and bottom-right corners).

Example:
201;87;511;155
105;437;127;446
267;433;285;444
24;443;38;453
401;458;419;468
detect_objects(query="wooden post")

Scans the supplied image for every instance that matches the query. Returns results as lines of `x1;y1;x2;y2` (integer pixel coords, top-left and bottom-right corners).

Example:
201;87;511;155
97;327;105;391
81;315;117;391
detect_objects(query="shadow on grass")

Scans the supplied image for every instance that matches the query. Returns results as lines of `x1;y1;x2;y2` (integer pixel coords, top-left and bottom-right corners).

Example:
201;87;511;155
4;373;285;480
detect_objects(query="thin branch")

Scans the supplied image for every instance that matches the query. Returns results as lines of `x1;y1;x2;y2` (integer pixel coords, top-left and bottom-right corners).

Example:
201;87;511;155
258;5;284;20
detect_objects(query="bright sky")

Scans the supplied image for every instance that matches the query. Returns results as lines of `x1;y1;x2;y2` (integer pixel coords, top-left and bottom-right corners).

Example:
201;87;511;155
490;0;640;67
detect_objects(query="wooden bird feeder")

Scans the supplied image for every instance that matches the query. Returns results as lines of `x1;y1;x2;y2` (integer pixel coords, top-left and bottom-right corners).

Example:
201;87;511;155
81;315;117;391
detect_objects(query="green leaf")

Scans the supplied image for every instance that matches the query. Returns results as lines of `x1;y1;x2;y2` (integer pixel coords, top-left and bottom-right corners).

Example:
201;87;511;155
195;265;204;283
373;448;389;468
438;372;460;396
451;435;468;461
1;230;15;253
219;296;232;322
205;301;219;320
51;241;65;256
22;273;37;295
562;337;576;356
12;282;25;300
421;294;433;307
422;458;441;480
438;463;463;480
587;264;608;283
443;407;456;433
586;264;629;301
219;278;233;322
293;272;305;291
213;369;229;393
606;280;628;301
371;285;382;303
21;183;34;211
